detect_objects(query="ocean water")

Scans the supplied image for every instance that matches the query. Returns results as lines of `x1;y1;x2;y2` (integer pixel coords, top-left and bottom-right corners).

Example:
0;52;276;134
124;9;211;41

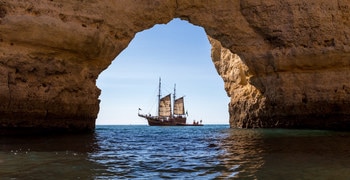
1;125;350;179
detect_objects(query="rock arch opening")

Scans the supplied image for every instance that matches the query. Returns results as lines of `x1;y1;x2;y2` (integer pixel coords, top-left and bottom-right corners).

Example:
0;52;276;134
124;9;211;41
96;18;230;125
1;1;350;133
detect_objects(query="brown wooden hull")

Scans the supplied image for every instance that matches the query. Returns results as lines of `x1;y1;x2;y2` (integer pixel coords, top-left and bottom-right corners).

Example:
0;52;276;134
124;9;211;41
138;114;187;126
175;123;204;126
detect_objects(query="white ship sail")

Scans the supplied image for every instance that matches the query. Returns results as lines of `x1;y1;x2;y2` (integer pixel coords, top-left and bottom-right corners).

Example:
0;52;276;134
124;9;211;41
158;94;172;117
174;97;185;115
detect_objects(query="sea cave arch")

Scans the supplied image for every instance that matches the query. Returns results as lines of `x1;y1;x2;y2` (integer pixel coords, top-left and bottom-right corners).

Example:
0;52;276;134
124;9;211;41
0;1;350;133
96;18;230;125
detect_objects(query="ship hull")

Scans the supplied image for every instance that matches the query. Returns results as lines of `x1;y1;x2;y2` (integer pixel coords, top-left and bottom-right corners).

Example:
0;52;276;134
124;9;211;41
138;114;203;126
138;114;186;126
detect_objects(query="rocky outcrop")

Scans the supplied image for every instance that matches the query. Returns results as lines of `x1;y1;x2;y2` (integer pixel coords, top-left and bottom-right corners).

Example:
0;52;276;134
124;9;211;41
210;37;350;129
0;0;349;133
209;1;350;129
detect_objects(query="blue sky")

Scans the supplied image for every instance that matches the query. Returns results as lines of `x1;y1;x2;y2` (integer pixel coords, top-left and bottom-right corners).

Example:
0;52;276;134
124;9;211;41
96;18;229;125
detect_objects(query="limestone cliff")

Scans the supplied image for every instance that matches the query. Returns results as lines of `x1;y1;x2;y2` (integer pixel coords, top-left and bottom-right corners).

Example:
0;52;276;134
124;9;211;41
0;0;349;133
208;1;350;129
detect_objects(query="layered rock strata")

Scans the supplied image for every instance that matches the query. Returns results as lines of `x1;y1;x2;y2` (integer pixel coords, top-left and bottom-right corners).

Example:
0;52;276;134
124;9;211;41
0;0;349;133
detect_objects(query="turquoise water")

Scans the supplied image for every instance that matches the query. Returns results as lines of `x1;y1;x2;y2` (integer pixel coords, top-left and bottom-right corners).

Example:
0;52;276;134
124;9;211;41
1;125;350;179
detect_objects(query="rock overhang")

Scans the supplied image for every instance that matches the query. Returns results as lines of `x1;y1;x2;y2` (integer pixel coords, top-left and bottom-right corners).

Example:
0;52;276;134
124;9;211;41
0;0;349;134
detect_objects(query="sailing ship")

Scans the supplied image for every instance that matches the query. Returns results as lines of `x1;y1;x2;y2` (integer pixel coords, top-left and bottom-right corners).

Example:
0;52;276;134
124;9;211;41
138;78;203;126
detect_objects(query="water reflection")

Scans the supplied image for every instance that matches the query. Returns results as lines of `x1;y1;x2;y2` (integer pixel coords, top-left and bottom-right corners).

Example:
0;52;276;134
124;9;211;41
256;129;350;179
0;133;98;152
217;128;266;179
217;128;350;179
0;133;102;179
2;126;350;179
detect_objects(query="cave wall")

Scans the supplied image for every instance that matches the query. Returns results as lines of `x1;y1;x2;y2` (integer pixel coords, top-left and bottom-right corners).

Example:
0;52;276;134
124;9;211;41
208;1;350;129
0;0;349;133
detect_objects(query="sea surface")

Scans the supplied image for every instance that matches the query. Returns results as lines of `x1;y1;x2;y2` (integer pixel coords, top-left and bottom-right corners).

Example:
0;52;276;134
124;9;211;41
1;125;350;179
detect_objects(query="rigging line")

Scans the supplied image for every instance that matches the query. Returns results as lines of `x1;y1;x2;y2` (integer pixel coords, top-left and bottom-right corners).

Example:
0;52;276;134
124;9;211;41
143;83;159;114
160;81;174;95
147;100;157;114
161;81;185;97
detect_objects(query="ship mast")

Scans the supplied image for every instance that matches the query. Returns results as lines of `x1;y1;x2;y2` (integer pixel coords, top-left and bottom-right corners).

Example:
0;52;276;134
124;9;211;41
173;84;176;117
157;77;161;117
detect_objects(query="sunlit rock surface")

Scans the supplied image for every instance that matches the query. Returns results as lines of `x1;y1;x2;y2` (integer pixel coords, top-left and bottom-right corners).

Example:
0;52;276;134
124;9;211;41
0;0;349;133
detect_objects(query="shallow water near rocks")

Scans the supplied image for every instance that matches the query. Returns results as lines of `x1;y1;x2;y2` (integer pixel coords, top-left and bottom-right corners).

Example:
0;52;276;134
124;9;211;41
1;125;350;179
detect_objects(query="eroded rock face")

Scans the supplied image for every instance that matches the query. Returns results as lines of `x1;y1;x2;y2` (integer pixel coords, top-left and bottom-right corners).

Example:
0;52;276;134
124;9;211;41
209;1;350;129
0;0;349;133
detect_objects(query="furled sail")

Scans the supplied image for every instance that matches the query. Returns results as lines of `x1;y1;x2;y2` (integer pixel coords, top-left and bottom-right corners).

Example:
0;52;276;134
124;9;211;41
174;97;185;115
158;94;172;117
